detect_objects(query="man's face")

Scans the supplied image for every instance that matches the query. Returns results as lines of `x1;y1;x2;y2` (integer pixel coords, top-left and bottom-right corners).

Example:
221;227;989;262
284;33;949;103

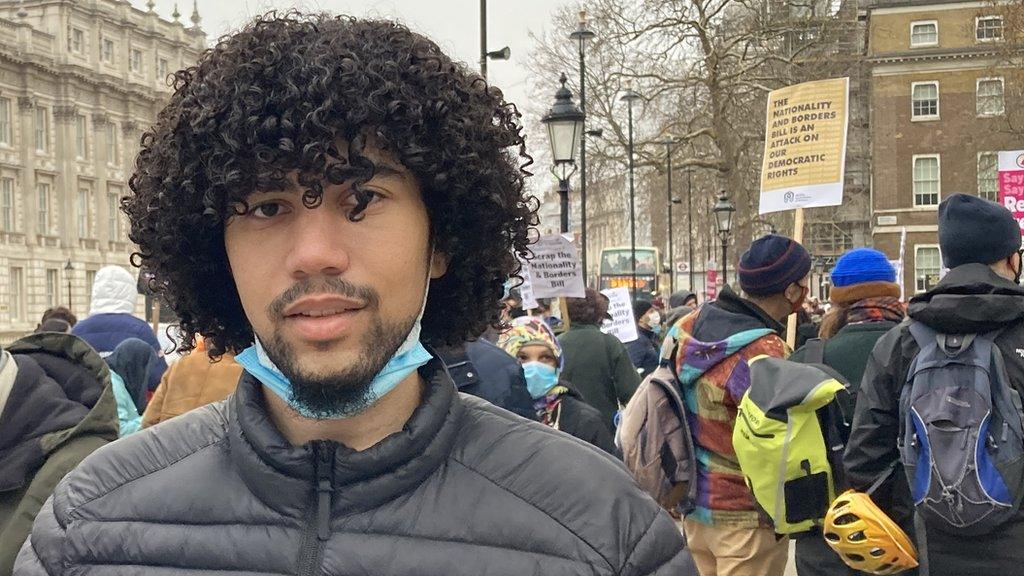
224;143;447;415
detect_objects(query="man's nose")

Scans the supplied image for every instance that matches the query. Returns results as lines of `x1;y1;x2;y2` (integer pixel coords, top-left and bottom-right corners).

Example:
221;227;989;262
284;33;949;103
283;207;351;281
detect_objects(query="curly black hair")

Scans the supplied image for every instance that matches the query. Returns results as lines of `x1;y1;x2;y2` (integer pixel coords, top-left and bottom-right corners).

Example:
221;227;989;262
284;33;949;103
125;12;537;358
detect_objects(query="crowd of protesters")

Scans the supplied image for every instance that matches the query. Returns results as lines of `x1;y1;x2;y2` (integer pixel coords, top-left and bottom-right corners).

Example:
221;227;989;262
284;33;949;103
0;9;1021;576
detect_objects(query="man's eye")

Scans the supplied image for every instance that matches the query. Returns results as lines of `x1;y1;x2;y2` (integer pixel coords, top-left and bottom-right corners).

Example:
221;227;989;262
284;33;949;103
248;202;287;219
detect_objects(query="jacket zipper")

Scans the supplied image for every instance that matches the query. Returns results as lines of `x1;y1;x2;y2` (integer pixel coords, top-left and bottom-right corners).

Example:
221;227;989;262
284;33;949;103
296;440;333;576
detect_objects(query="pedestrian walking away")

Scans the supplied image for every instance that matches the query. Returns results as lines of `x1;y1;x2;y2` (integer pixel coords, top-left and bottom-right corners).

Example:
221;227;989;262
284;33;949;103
845;194;1024;576
626;299;661;379
672;233;811;576
14;13;688;576
788;247;905;576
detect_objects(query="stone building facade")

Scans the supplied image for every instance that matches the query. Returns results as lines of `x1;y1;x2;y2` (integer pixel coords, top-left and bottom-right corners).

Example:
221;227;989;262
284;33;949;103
0;0;203;341
867;0;1022;294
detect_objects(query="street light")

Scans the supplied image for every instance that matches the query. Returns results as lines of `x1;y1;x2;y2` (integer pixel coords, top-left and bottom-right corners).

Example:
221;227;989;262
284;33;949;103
658;139;680;293
64;260;73;311
684;167;695;292
478;0;511;79
620;81;641;298
569;9;596;276
541;73;584;234
713;191;736;290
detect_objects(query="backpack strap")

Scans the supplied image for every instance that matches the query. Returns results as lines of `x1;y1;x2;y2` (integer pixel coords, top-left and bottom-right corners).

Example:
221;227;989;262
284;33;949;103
804;338;826;366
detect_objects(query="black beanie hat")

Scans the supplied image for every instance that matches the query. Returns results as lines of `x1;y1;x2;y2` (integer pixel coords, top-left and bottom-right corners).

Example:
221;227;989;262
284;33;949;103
633;299;654;320
939;194;1021;268
739;234;812;296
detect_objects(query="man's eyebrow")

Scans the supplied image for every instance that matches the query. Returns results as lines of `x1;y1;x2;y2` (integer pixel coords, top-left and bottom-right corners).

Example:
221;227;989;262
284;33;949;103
370;162;406;180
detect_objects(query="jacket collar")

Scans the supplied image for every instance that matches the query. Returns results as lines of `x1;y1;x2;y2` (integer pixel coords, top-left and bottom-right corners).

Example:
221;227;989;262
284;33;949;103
692;285;785;342
228;357;465;517
909;263;1024;333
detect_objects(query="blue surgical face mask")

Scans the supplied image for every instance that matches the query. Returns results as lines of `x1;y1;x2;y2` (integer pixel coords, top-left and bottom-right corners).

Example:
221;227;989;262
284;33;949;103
522;361;559;399
651;324;663;336
236;266;434;420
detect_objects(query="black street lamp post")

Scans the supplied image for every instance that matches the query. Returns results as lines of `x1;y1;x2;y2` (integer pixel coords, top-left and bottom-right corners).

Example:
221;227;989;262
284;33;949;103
685;168;695;292
620;82;641;298
542;74;585;234
64;260;73;311
478;0;510;79
713;191;736;290
569;10;595;275
659;139;682;294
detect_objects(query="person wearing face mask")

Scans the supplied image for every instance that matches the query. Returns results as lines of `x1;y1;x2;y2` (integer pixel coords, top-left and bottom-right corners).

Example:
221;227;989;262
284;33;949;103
498;319;616;454
626;299;661;378
845;194;1024;576
667;233;811;576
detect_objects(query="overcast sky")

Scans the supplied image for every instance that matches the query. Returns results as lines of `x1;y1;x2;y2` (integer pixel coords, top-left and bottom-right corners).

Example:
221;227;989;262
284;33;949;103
130;0;571;126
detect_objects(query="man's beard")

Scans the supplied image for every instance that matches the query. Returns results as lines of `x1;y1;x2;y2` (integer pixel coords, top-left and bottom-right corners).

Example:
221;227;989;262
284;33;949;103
259;277;418;418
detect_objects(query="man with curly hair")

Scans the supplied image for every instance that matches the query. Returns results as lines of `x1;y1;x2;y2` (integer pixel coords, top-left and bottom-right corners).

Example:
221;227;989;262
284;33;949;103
14;12;690;576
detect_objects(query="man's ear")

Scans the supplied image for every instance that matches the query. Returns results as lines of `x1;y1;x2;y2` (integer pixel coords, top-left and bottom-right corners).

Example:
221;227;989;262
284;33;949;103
429;251;449;279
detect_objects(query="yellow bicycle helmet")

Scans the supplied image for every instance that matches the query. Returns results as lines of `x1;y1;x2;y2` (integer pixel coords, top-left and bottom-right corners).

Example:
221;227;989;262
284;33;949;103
823;490;919;575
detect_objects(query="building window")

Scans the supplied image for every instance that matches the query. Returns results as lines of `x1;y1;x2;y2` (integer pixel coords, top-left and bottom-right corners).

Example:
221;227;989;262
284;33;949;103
910;21;938;47
0;177;13;231
130;48;143;73
913;155;941;207
85;269;96;294
157;58;168;80
10;267;24;321
69;28;84;53
75;115;88;159
976;16;1004;42
101;38;114;63
915;246;941;293
106;123;118;166
78;187;91;238
977;78;1005;116
911;82;939;120
34;107;48;152
46;268;58;308
0;97;10;146
37;182;50;234
107;190;120;241
978;152;999;202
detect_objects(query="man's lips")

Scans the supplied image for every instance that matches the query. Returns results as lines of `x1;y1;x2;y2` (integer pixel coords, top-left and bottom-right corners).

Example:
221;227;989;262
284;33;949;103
283;295;365;318
281;295;365;342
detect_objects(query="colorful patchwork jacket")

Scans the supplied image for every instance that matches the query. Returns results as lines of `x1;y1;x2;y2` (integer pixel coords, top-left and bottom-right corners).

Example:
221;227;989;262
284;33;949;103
664;287;788;529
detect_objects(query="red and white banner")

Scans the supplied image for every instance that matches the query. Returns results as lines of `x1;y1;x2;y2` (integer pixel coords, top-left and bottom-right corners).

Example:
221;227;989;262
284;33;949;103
998;150;1024;235
706;266;718;301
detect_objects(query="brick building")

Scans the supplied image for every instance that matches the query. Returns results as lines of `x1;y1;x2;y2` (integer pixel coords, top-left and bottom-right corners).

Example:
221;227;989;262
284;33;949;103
867;0;1022;294
0;0;204;341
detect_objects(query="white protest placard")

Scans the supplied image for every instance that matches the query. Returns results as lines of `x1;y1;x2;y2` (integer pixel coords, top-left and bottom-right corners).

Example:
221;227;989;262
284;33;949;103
600;287;639;343
523;235;585;299
759;77;850;214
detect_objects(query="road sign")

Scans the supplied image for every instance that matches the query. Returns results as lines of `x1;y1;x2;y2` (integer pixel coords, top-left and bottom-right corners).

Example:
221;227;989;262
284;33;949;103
676;261;689;274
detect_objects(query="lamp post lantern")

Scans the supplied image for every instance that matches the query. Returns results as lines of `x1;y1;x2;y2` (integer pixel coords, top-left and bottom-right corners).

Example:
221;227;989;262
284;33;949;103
713;191;736;289
620;81;641;298
569;9;595;276
64;260;73;312
542;73;584;234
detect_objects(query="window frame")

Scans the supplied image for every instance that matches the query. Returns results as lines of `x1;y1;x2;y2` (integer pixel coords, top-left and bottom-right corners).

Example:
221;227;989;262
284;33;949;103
34;106;48;153
101;37;115;64
912;154;942;208
46;268;59;308
157;57;169;80
915;245;942;294
37;181;50;234
77;186;91;238
129;48;143;74
976;77;1005;117
10;266;24;322
0;177;13;232
0;97;11;146
911;81;940;121
976;16;1004;43
910;20;939;48
69;27;84;54
106;122;118;166
107;189;121;241
978;152;1000;202
75;114;88;160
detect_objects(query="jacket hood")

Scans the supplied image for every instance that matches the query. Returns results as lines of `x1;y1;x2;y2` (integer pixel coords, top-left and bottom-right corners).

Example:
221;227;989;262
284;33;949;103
0;333;119;492
908;263;1024;334
89;265;138;315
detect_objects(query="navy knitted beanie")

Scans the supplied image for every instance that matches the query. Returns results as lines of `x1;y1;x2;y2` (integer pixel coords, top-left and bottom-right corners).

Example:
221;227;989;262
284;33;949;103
738;234;812;296
939;194;1021;268
830;248;895;287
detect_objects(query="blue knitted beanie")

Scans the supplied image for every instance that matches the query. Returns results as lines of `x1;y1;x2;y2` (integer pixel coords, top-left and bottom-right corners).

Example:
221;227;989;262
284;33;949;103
830;248;896;288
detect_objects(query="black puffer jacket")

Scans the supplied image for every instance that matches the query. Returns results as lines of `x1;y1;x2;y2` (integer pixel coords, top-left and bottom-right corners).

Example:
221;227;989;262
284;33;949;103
16;359;689;576
845;264;1024;576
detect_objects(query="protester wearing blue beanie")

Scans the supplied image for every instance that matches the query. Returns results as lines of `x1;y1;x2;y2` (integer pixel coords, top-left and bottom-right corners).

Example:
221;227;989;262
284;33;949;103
829;248;900;305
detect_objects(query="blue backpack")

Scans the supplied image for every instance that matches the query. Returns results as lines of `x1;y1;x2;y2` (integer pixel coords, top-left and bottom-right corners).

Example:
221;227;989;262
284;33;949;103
900;322;1024;535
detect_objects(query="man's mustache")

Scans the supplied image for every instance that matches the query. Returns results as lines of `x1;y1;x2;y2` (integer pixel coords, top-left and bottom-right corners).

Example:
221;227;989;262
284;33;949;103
268;277;380;319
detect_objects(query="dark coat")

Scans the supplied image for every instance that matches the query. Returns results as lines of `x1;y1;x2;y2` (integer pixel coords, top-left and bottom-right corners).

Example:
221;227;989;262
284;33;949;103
558;324;642;431
551;385;618;455
16;360;690;575
437;340;536;420
790;321;899;398
0;334;119;575
626;328;660;379
72;313;166;391
844;264;1024;576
